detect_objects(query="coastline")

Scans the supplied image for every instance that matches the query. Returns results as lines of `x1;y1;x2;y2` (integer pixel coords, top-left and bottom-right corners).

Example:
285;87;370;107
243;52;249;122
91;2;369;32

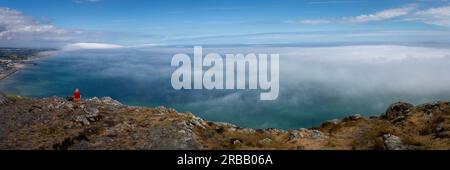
0;62;28;80
0;49;53;81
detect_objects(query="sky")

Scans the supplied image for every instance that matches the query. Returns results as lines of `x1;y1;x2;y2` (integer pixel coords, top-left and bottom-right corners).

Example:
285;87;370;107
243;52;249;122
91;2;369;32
1;0;450;47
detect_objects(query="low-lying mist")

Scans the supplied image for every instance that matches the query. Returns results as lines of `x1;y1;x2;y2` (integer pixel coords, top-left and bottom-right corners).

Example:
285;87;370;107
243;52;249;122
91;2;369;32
2;45;450;129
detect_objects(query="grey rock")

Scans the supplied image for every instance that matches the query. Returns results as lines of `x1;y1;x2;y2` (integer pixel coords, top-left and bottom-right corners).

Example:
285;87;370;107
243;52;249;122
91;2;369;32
64;102;73;110
214;122;238;128
0;93;9;105
84;107;99;115
233;140;243;145
383;134;407;150
296;129;326;139
383;102;414;120
311;130;324;138
188;118;206;129
228;127;237;132
84;107;100;122
266;128;286;134
54;102;64;109
289;131;304;140
104;128;118;137
349;114;363;120
88;97;101;103
240;128;256;134
326;119;342;125
73;115;90;126
155;106;167;110
257;138;272;145
100;97;122;106
47;104;55;111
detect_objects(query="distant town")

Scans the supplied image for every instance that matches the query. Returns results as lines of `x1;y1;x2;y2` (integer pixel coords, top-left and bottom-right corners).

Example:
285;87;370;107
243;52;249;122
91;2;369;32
0;48;53;80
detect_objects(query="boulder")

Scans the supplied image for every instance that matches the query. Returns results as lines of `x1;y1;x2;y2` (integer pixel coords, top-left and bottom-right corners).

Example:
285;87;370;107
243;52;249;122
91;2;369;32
289;131;304;140
349;114;363;120
257;138;272;145
73;115;90;126
383;134;407;150
84;107;99;115
88;97;101;103
84;107;101;122
232;139;243;145
383;102;414;120
100;97;122;106
0;92;9;105
214;122;238;128
326;119;342;125
311;130;324;138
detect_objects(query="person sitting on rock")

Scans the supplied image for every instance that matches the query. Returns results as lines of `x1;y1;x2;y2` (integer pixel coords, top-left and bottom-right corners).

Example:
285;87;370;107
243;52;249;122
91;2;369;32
73;88;81;102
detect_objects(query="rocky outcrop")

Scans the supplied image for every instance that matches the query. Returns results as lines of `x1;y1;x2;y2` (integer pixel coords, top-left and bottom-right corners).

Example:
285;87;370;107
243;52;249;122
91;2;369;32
382;102;414;121
382;134;407;150
0;95;449;150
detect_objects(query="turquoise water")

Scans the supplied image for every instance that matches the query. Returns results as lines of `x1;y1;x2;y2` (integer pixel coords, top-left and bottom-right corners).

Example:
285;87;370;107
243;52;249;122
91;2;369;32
2;46;450;129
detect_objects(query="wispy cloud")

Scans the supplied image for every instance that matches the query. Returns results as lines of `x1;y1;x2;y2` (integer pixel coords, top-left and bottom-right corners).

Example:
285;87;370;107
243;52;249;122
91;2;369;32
285;19;332;25
288;5;417;25
287;4;450;27
409;5;450;27
345;5;417;23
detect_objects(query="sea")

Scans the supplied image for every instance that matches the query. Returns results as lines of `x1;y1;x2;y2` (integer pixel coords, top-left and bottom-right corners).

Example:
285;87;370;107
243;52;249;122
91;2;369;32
2;45;450;129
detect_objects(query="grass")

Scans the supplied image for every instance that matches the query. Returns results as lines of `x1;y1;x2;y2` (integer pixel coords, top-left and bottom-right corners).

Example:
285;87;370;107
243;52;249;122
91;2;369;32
5;94;27;101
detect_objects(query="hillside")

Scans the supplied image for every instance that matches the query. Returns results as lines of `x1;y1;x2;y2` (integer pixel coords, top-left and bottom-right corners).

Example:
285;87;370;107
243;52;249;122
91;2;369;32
0;93;449;150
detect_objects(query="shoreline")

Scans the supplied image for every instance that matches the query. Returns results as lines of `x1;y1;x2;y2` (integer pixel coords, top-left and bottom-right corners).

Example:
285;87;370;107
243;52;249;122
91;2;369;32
0;61;34;81
0;47;56;81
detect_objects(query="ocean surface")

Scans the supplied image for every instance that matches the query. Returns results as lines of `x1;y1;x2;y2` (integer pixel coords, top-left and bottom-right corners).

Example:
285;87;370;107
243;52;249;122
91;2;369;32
2;45;450;129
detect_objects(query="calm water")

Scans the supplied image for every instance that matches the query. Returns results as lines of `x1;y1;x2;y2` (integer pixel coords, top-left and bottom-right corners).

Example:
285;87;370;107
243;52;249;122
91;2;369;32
2;46;450;129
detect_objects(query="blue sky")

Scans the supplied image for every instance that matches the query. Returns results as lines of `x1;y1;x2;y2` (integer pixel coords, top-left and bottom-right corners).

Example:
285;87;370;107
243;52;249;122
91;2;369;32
1;0;450;47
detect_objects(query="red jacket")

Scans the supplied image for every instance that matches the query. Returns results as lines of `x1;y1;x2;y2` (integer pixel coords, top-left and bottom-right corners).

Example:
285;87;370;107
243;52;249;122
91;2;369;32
73;90;80;100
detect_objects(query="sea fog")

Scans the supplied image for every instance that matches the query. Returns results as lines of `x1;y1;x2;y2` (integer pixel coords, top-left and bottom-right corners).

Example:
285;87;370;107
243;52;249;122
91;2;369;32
2;45;450;129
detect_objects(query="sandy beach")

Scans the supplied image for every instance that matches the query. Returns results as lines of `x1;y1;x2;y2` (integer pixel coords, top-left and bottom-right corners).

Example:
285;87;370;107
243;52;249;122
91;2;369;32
0;62;28;81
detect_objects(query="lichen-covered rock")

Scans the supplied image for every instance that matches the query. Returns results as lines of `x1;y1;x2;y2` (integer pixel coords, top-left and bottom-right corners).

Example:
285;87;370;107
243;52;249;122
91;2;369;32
383;134;406;150
257;138;273;145
383;102;414;120
100;97;122;106
73;115;90;126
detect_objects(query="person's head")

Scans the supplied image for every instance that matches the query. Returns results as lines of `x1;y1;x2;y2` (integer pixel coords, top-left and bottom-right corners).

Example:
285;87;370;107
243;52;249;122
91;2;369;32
75;88;79;92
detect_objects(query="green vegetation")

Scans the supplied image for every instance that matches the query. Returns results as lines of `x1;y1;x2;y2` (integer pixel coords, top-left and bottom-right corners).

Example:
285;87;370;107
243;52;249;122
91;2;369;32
0;47;53;61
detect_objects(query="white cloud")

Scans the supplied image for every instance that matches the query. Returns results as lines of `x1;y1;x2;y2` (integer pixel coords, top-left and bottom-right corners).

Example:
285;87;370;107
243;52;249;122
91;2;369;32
63;43;124;51
0;7;111;47
286;19;332;25
0;8;69;41
346;5;417;23
289;5;417;25
411;5;450;26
